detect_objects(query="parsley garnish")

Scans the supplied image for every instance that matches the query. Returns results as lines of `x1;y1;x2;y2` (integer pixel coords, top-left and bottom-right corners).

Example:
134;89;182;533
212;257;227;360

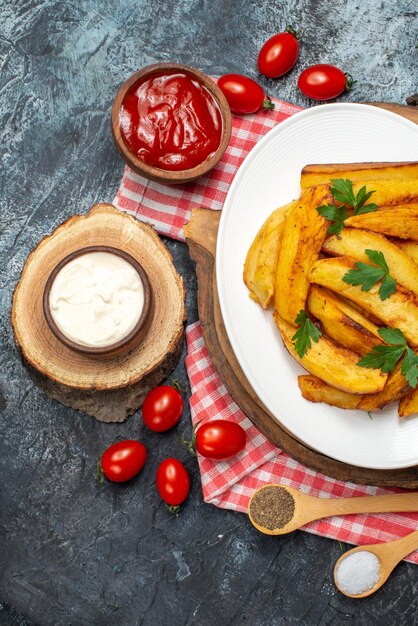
316;178;377;235
342;249;396;300
292;310;322;358
316;204;348;236
358;327;418;388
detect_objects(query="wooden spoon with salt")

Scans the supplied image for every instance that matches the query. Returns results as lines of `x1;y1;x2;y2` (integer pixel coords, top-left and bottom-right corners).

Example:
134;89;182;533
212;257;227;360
248;484;418;536
334;530;418;598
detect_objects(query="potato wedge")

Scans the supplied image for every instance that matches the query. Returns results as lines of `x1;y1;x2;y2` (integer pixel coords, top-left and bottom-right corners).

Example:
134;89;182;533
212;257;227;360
309;256;418;346
308;285;383;355
358;363;411;411
350;180;418;207
398;387;418;418
396;240;418;265
301;162;418;189
345;205;418;240
322;228;418;294
274;312;388;394
244;201;296;308
298;375;362;409
274;185;332;325
338;297;383;326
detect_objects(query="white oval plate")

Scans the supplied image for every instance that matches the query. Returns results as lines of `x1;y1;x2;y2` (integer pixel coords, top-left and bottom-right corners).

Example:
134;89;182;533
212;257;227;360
217;103;418;470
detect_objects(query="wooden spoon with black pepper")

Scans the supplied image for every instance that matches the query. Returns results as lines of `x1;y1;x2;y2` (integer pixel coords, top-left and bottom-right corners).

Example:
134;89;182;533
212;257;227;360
248;485;418;536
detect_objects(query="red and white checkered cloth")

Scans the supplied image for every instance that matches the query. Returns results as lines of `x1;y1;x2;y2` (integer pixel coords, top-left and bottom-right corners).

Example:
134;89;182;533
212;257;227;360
114;95;418;562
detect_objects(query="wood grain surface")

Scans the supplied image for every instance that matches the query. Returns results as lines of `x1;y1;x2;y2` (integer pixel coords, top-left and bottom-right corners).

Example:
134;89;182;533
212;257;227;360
11;203;186;421
185;102;418;487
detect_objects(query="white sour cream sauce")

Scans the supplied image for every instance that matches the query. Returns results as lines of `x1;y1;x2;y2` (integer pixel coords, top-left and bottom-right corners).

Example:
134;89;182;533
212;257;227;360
49;251;144;347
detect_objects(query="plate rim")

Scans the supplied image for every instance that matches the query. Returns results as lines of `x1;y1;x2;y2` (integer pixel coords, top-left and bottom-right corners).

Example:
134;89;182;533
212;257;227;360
216;102;418;470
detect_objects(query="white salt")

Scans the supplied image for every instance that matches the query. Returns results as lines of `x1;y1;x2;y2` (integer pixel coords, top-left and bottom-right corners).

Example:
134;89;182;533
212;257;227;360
335;550;380;595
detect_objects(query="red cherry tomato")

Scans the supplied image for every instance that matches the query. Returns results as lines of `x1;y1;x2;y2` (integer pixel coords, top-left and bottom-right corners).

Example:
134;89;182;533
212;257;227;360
100;440;147;483
142;385;183;432
218;74;274;115
156;458;190;507
298;64;354;101
195;420;246;459
258;26;301;78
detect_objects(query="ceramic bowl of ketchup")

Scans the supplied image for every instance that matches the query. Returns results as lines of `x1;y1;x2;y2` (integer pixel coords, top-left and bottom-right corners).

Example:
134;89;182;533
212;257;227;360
111;63;232;184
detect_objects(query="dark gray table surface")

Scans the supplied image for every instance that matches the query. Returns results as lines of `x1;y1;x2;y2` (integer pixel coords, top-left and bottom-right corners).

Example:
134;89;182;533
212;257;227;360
1;1;417;625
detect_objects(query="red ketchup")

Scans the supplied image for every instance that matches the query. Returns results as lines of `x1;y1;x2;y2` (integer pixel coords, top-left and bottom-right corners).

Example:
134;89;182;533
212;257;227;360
119;72;223;171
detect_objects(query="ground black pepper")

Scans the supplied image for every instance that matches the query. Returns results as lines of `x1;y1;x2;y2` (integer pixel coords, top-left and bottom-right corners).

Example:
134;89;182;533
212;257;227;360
249;485;295;530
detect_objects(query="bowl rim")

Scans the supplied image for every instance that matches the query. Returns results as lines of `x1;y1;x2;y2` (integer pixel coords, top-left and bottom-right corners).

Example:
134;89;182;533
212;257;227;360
111;62;232;182
43;245;152;355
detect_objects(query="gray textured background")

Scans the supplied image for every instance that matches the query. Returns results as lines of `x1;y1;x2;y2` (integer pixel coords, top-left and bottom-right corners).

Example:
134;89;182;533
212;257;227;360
1;1;417;625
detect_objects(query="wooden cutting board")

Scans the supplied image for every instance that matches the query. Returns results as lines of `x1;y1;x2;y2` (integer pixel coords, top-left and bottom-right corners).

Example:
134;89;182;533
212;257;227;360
12;204;186;422
185;102;418;488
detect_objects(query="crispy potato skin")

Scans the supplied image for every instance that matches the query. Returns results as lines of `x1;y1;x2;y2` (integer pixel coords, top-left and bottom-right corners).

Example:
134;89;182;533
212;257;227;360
338;297;383;326
298;375;362;409
308;285;382;355
309;256;418;347
345;205;418;240
301;162;418;189
322;228;418;295
358;363;411;411
274;185;332;325
399;387;418;418
274;312;388;394
243;201;296;308
243;162;418;415
396;240;418;265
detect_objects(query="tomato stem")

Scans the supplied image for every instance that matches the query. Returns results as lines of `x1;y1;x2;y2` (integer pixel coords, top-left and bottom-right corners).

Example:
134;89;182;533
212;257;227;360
171;378;187;393
344;73;356;92
180;431;197;456
95;459;105;484
167;504;181;516
285;24;303;40
263;96;275;111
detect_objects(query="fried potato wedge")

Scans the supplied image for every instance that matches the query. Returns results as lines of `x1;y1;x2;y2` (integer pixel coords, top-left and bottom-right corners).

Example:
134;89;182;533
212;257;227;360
358;363;411;411
350;179;418;207
298;375;362;409
338;297;383;326
244;201;296;308
398;387;418;418
274;185;332;325
308;285;383;355
274;313;388;394
345;205;418;240
322;228;418;294
309;257;418;347
396;240;418;265
301;162;418;189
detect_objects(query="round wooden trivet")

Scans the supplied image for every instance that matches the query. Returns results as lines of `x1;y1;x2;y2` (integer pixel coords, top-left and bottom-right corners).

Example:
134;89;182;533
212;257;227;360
11;203;186;422
185;102;418;487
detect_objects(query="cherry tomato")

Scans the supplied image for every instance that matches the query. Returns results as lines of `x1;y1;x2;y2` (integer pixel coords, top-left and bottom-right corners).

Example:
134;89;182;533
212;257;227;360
218;74;274;115
258;26;301;78
195;420;246;459
100;440;147;483
298;64;354;101
156;458;190;508
142;385;183;432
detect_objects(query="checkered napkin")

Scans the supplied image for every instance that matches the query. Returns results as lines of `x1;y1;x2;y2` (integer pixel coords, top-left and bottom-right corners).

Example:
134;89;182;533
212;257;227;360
113;97;418;562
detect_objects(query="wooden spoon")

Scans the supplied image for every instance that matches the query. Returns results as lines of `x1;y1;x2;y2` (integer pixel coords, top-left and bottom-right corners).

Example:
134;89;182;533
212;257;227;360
248;484;418;535
334;531;418;598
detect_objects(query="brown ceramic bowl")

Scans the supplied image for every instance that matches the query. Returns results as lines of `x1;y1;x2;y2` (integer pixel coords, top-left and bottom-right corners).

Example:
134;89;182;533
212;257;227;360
43;245;152;356
111;62;232;184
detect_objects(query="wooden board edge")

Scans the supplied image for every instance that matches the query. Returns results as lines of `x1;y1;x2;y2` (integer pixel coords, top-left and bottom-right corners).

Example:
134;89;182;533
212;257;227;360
185;102;418;486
